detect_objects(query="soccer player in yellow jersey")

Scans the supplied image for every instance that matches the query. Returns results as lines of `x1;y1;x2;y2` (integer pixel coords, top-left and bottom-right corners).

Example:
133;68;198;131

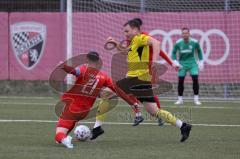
105;18;192;142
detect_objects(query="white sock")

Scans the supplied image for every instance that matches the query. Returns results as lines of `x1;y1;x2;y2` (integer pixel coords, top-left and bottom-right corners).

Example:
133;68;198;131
178;96;183;101
176;119;183;128
135;112;142;117
194;95;199;101
94;120;103;128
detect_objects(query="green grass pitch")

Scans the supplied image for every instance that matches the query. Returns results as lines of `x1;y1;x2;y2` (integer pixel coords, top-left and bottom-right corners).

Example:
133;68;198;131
0;96;240;159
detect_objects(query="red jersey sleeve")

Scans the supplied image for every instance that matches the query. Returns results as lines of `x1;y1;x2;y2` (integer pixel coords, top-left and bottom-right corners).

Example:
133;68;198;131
159;50;173;66
103;74;115;90
62;64;76;75
62;65;83;77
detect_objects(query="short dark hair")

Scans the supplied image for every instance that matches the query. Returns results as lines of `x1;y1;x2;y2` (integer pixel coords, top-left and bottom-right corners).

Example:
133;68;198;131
182;27;190;32
123;18;142;30
87;51;99;62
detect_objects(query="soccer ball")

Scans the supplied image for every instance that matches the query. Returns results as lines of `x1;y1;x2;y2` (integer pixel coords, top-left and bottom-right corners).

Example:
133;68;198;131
74;125;91;141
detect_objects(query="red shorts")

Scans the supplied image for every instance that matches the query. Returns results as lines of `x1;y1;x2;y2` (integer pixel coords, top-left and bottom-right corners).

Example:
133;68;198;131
56;95;93;129
56;118;77;130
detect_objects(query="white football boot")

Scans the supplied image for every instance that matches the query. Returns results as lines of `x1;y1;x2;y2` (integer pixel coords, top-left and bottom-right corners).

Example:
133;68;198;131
175;96;183;105
194;95;202;105
61;136;74;149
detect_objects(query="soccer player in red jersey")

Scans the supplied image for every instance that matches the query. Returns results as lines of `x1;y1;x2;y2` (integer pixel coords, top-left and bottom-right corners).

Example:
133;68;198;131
55;51;140;148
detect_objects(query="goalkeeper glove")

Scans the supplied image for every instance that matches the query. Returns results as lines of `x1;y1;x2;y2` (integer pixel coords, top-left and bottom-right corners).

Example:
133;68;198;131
198;60;204;71
172;60;182;70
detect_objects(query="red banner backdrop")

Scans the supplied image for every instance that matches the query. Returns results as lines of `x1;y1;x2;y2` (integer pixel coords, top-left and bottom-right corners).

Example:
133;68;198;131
0;13;9;80
72;12;240;83
0;12;239;83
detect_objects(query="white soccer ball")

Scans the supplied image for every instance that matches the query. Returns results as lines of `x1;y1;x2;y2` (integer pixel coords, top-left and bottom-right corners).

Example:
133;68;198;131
74;125;91;141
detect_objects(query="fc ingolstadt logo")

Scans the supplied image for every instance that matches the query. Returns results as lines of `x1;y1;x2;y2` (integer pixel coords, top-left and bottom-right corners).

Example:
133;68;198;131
10;22;47;70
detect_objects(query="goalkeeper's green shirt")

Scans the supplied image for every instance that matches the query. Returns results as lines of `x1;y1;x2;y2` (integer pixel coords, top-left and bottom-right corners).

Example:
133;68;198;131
171;38;203;66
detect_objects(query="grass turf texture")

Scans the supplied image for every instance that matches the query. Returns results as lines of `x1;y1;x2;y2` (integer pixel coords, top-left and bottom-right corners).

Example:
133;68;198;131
0;96;240;159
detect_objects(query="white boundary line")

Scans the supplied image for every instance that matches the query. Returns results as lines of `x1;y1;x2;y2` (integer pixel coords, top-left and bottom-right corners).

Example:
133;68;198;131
0;96;239;103
0;101;239;110
0;102;54;106
0;96;55;99
0;119;239;127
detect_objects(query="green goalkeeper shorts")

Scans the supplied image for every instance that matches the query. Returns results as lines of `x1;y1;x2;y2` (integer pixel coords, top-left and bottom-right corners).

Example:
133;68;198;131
178;64;199;77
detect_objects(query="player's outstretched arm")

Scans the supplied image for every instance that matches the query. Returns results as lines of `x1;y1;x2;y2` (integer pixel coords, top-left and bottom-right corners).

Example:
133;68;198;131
147;36;161;63
62;64;78;76
196;42;204;71
170;43;182;69
105;37;129;54
104;76;139;106
171;43;178;61
113;84;139;105
159;50;180;70
159;50;173;66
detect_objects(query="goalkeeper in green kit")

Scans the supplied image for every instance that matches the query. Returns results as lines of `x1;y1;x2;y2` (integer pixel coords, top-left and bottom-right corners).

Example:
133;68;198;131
171;27;204;105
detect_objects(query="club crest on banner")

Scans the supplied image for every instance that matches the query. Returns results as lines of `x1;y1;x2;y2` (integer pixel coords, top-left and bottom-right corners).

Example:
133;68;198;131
10;22;47;70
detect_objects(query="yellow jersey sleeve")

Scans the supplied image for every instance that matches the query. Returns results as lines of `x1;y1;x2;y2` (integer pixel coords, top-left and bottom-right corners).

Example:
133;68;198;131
134;34;150;48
